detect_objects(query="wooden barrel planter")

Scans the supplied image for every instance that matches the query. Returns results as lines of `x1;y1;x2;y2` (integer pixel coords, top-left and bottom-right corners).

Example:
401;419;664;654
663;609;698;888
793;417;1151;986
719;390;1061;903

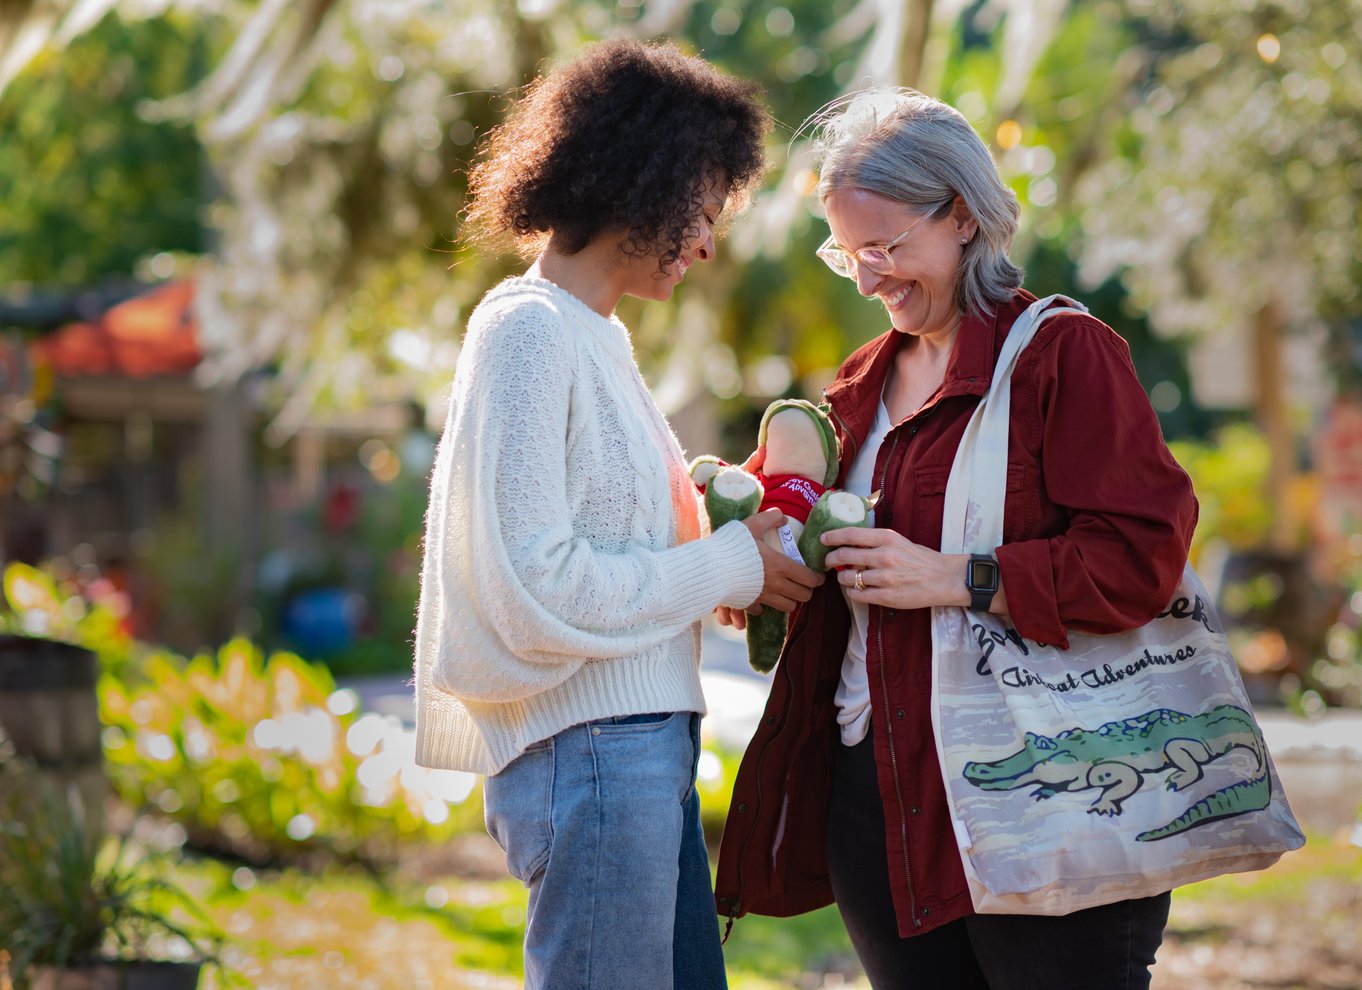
0;635;108;830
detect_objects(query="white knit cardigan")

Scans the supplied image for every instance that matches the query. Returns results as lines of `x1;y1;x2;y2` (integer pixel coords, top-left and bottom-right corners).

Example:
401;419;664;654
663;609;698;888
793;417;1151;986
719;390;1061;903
413;275;765;775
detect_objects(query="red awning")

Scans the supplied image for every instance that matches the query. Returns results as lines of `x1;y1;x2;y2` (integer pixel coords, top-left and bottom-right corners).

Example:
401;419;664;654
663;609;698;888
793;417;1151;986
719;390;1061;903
31;281;201;378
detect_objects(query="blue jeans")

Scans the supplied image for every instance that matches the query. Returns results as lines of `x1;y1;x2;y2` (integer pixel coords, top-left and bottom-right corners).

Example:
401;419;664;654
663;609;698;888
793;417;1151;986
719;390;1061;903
483;711;728;990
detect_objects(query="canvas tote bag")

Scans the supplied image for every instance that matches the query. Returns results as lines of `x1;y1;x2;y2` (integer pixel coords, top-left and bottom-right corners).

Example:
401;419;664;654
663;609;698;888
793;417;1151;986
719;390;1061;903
930;294;1305;916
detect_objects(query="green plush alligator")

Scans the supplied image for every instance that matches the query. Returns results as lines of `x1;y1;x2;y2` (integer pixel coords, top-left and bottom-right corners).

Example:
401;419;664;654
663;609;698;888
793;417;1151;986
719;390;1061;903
962;705;1270;842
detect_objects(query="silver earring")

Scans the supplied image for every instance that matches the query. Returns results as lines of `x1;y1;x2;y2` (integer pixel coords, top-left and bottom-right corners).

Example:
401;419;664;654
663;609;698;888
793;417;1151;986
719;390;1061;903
960;238;968;244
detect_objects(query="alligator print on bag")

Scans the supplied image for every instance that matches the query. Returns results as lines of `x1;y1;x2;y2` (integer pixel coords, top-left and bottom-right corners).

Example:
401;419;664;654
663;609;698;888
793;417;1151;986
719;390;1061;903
962;705;1271;842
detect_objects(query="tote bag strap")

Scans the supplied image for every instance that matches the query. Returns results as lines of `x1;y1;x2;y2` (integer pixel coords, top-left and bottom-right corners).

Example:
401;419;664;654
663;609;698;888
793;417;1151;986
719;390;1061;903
939;295;1088;555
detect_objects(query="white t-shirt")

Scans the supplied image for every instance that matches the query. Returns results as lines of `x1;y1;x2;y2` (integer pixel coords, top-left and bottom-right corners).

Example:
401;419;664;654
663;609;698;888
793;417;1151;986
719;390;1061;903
833;391;895;747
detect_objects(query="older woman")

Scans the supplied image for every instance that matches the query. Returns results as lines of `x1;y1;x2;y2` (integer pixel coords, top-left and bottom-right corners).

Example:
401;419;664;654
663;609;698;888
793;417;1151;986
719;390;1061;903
412;41;821;990
715;90;1197;989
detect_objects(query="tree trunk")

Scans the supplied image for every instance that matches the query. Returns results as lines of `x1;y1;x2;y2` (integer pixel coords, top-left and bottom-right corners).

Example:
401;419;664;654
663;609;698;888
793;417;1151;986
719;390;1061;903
1252;302;1295;553
898;0;935;89
202;380;253;639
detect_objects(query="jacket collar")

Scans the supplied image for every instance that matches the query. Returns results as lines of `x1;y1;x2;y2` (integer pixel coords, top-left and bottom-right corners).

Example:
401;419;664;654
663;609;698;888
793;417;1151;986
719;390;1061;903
822;289;1037;459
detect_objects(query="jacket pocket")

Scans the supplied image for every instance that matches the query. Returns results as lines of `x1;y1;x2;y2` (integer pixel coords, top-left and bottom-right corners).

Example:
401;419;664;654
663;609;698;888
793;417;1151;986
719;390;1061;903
914;463;1028;543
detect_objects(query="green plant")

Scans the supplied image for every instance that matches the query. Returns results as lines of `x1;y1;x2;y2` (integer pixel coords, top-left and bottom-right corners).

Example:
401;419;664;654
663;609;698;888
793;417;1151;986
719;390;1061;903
1309;553;1362;709
0;770;220;987
1;561;136;677
1167;423;1277;565
138;508;244;657
1;561;482;867
99;638;481;865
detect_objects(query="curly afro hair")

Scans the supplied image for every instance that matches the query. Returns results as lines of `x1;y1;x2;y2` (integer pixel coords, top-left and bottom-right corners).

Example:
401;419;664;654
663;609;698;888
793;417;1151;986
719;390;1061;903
464;39;769;272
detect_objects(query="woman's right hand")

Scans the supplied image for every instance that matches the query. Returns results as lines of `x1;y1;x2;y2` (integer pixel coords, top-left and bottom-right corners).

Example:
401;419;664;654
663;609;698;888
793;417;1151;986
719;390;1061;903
742;509;824;612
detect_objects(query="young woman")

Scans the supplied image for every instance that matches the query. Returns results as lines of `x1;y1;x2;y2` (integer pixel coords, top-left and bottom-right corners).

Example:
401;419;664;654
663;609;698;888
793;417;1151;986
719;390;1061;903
412;40;821;990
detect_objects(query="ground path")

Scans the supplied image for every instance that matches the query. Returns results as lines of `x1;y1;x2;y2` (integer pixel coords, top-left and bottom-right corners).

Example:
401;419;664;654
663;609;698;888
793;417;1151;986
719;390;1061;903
339;619;1362;990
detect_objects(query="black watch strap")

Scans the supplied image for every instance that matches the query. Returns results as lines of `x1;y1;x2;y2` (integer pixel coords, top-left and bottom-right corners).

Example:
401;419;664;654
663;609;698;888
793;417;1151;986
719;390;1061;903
966;554;1000;612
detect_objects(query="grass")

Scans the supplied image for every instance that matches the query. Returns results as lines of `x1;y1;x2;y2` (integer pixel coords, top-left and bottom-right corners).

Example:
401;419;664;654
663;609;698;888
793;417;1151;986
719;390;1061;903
178;859;526;989
155;828;1358;989
1169;830;1362;905
1153;831;1362;989
173;852;864;989
723;906;862;989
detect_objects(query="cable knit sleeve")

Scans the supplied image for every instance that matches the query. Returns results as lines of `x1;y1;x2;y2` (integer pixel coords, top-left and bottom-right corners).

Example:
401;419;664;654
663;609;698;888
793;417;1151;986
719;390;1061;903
429;295;762;699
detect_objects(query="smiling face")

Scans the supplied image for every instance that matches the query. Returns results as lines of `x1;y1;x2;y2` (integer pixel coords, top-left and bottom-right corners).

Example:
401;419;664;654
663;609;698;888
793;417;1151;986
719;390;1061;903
822;188;978;341
616;178;728;304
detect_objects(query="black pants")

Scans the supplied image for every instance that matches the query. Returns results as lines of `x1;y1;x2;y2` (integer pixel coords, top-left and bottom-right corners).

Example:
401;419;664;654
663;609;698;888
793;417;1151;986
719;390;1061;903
826;733;1171;990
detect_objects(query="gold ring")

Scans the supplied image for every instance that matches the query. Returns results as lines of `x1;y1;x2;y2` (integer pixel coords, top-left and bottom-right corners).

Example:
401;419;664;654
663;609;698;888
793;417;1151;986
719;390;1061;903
854;569;865;592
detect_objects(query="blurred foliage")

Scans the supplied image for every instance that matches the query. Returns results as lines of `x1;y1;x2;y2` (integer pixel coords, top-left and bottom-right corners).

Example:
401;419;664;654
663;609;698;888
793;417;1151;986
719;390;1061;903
0;563;482;866
99;638;479;866
695;741;746;847
4;0;1358;415
1170;425;1349;705
140;506;244;655
722;905;861;989
0;766;222;982
161;786;860;990
295;462;426;677
0;0;1185;430
1076;0;1362;356
1169;423;1276;563
174;858;529;988
4;0;1360;699
1;560;136;674
1024;238;1215;441
165;824;1362;989
185;0;535;435
1311;556;1362;709
0;11;204;286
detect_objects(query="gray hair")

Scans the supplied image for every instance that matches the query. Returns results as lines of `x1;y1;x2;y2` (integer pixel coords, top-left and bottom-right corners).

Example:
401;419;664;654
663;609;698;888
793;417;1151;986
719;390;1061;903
810;89;1023;318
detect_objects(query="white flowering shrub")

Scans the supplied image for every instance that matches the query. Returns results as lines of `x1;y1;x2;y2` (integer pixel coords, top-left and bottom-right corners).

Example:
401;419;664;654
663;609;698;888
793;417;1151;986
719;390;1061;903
100;637;480;864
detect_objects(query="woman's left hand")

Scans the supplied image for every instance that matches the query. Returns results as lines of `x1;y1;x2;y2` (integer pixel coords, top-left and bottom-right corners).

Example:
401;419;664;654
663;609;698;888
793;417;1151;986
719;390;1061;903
714;604;751;630
821;527;968;610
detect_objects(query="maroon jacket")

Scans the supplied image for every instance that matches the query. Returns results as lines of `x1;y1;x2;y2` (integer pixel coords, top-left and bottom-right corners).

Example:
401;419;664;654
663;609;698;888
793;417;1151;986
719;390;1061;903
714;290;1198;938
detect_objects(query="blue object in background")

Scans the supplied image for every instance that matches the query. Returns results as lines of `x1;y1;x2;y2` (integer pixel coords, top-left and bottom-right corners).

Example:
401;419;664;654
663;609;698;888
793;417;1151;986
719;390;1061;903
281;588;362;656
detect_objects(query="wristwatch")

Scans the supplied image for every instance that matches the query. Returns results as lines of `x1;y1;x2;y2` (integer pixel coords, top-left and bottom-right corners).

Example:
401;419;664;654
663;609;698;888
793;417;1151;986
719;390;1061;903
966;554;999;612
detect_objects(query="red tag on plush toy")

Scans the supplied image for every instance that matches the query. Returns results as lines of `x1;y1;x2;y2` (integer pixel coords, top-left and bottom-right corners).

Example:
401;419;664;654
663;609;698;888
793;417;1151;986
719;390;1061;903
755;473;827;525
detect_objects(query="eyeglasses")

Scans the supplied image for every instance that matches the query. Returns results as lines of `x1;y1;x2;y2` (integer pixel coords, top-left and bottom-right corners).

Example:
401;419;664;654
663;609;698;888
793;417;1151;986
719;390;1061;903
816;212;929;279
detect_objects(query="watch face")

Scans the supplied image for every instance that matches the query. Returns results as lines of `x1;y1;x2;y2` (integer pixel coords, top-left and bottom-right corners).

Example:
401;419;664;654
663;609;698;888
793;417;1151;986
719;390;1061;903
969;557;999;591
